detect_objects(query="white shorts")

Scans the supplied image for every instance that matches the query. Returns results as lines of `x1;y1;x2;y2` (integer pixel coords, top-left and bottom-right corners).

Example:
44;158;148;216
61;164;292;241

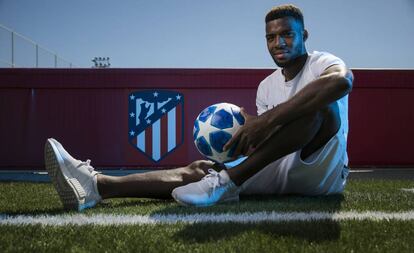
226;130;349;196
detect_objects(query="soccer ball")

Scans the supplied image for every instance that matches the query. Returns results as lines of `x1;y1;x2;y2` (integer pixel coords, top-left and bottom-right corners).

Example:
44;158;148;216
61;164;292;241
193;103;245;163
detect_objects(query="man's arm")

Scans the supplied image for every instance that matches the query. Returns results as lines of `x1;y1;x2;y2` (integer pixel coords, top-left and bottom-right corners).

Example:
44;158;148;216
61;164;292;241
224;64;353;156
261;64;353;130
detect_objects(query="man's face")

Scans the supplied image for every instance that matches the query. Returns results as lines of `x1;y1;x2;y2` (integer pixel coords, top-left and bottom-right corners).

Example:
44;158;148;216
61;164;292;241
265;16;307;67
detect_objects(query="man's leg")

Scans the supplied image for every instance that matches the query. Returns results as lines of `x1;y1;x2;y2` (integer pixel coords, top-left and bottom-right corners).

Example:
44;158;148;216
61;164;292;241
171;103;341;206
45;138;215;210
97;160;213;199
227;102;340;186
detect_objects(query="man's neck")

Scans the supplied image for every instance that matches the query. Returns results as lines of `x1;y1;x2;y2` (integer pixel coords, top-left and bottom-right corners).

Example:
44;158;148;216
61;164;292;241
281;53;308;82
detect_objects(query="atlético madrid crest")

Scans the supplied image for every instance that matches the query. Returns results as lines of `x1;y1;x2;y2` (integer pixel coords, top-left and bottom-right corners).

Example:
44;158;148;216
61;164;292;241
128;90;184;162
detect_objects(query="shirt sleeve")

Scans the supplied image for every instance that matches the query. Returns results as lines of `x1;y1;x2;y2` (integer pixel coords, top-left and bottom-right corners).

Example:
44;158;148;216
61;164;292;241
256;82;267;116
310;52;347;78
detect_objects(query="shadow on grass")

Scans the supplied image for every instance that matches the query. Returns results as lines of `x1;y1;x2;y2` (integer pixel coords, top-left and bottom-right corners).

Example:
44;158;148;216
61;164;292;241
152;194;345;215
173;220;341;243
99;198;170;208
1;179;344;245
155;194;344;243
0;207;73;216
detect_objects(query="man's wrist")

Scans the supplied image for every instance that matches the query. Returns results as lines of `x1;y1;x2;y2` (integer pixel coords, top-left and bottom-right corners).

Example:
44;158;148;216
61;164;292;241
260;105;281;129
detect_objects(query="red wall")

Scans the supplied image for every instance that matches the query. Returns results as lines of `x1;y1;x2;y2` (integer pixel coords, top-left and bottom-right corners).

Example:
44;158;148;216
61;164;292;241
0;68;413;169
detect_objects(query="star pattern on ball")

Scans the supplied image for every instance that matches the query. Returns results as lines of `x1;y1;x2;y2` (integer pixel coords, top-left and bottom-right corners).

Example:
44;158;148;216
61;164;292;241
194;103;242;163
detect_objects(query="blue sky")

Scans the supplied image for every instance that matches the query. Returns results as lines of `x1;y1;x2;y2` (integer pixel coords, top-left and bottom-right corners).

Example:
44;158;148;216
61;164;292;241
1;0;413;68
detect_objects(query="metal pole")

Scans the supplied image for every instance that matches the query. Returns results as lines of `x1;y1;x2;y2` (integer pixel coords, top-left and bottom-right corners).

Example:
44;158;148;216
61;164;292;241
1;24;75;68
36;44;39;68
11;31;14;67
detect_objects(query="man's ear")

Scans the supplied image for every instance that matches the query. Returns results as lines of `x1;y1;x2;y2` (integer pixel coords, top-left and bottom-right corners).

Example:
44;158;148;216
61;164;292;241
303;29;309;41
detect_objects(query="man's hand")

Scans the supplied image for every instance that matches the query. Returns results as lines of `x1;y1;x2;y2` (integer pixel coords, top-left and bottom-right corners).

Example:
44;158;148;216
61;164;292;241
223;108;269;157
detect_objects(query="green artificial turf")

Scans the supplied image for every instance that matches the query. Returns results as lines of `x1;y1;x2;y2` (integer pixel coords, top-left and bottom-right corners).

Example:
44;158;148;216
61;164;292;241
0;221;413;253
0;179;413;253
0;179;413;215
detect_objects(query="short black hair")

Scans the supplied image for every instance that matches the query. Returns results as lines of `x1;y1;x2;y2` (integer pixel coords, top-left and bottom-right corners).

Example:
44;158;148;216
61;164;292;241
265;4;304;28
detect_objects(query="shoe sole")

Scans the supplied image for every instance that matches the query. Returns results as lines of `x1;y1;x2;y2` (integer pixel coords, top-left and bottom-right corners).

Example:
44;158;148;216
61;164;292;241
44;139;85;211
172;193;239;207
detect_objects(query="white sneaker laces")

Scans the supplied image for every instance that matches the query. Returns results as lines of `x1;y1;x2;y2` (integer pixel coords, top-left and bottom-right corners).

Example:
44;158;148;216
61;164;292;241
203;169;222;193
78;159;96;173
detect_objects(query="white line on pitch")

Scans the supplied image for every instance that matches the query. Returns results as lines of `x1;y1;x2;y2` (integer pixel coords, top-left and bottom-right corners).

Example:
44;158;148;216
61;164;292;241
401;188;414;193
1;211;414;226
350;170;374;173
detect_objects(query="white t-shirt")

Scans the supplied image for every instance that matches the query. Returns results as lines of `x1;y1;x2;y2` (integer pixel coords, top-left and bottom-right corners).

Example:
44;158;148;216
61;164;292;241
236;51;350;195
256;51;349;139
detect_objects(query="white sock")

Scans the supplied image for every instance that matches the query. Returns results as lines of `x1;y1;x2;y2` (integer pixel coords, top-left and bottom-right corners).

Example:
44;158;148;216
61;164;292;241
219;170;231;184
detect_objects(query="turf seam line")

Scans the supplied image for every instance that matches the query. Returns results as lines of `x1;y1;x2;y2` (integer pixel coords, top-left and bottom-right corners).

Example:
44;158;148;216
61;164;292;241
1;211;414;226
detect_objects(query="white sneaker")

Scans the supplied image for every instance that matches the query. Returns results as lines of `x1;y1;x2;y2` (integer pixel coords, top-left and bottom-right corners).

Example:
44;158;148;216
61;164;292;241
44;138;102;211
171;169;240;207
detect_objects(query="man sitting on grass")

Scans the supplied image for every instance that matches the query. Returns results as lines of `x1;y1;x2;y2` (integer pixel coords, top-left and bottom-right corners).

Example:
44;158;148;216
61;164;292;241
45;4;353;210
